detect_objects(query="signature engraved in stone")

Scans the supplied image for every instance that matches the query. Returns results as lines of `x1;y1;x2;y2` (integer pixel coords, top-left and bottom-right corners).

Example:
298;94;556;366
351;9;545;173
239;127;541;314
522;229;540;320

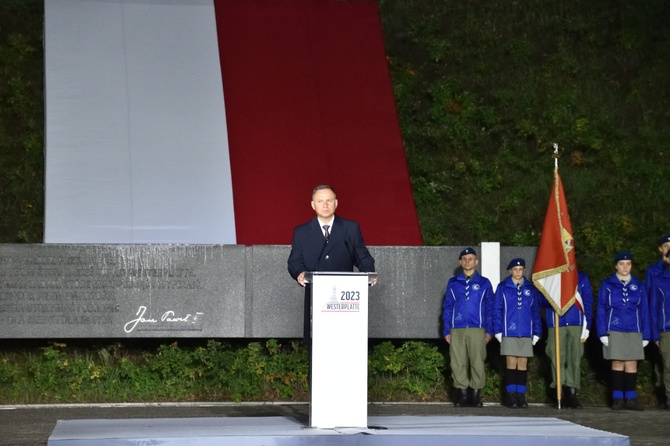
124;305;203;333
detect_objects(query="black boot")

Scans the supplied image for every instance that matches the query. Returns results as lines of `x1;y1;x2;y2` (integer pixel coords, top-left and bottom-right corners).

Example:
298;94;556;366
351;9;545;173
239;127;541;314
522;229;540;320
516;392;529;408
504;392;517;408
470;388;483;407
624;398;644;411
565;386;582;409
561;385;571;408
454;388;469;407
622;372;643;411
656;387;667;409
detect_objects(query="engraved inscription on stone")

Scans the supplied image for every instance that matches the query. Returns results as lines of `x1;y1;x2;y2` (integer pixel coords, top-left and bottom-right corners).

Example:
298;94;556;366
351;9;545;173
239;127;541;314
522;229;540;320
0;245;241;337
0;254;122;327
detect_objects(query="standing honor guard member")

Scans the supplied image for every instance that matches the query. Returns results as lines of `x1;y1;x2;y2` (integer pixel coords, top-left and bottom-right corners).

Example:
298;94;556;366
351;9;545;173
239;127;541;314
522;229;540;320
541;271;593;408
646;234;670;405
442;247;494;407
597;251;650;411
646;235;670;284
650;248;670;409
494;258;542;408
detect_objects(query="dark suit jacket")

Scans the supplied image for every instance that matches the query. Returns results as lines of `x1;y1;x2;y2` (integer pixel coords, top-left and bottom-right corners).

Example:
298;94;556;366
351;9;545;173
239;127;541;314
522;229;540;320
287;215;375;344
287;215;375;279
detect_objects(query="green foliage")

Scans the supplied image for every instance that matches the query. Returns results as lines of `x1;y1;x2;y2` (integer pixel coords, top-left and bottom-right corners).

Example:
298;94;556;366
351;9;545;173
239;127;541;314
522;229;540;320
0;340;310;404
368;341;447;400
1;339;656;405
380;0;670;276
0;0;44;242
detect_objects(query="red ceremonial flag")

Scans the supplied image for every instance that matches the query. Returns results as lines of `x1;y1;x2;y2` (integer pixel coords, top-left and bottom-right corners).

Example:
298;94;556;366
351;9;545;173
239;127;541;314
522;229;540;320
532;170;583;315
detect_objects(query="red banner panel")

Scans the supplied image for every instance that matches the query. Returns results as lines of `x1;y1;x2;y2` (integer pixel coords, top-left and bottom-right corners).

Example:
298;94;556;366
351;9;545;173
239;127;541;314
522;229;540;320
215;0;422;245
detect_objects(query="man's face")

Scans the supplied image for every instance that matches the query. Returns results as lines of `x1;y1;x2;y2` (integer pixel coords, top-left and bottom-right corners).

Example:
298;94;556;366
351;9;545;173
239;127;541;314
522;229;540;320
510;266;525;281
615;260;632;276
460;254;478;274
660;242;670;264
311;188;338;220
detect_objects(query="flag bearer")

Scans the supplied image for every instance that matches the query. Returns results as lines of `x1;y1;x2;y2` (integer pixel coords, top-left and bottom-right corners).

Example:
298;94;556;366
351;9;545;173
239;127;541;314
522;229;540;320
541;271;593;408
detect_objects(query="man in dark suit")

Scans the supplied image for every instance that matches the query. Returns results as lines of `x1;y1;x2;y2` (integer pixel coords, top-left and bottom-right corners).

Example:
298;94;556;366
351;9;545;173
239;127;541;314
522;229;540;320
287;184;376;343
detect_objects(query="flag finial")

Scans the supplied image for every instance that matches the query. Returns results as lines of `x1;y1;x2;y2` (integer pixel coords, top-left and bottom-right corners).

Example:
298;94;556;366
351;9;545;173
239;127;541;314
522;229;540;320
552;143;559;171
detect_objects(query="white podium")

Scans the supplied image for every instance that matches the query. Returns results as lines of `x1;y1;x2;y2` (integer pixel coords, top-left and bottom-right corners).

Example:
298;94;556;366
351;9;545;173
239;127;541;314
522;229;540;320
305;271;377;429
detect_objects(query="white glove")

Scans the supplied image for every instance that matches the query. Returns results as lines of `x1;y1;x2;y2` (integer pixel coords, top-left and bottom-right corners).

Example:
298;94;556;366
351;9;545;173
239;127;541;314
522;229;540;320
532;335;540;346
643;340;649;348
580;329;590;342
600;336;609;347
495;333;502;343
580;319;589;342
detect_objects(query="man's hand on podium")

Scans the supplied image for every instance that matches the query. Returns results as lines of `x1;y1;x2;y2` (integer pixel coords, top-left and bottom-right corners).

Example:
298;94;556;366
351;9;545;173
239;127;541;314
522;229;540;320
296;272;377;287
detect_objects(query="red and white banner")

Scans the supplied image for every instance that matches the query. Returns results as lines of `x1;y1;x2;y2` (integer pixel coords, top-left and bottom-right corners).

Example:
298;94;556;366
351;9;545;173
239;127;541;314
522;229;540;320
532;170;583;314
44;0;422;246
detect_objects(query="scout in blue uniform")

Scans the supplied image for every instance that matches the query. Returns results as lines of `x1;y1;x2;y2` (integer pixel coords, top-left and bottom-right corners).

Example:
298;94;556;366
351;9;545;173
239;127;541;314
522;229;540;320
443;247;494;407
649;248;670;409
645;234;670;406
541;271;593;408
494;258;542;408
597;251;650;411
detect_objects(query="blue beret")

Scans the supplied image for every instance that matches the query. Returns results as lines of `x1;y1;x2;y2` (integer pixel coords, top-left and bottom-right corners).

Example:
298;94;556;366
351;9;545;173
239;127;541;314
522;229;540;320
459;247;477;259
506;258;525;270
658;234;670;246
613;251;633;264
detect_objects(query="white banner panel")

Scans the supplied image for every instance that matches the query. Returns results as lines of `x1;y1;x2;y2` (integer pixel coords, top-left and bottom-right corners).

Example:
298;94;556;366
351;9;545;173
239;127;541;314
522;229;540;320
44;0;236;243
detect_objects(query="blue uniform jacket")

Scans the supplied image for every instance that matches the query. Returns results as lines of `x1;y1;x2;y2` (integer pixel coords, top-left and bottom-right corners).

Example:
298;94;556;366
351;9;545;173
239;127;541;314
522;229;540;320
442;271;494;337
542;272;593;330
494;276;542;338
645;259;665;296
596;274;650;340
649;267;670;341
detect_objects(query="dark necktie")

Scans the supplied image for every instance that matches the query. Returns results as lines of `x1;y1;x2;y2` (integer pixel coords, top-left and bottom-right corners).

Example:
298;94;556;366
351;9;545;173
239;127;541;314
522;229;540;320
323;225;330;241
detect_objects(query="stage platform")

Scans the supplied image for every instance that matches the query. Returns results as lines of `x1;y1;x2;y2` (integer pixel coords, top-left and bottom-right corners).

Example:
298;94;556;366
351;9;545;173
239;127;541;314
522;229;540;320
48;415;629;446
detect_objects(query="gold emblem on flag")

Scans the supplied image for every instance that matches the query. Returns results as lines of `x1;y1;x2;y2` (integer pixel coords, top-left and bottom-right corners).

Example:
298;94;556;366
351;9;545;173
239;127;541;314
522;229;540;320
561;227;574;253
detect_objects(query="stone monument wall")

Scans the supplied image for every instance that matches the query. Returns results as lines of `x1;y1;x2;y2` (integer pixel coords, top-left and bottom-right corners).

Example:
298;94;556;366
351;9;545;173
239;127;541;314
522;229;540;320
0;244;536;339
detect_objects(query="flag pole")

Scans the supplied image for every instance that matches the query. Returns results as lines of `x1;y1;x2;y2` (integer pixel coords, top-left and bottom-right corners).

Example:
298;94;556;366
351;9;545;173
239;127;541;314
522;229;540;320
554;311;562;409
552;143;563;409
